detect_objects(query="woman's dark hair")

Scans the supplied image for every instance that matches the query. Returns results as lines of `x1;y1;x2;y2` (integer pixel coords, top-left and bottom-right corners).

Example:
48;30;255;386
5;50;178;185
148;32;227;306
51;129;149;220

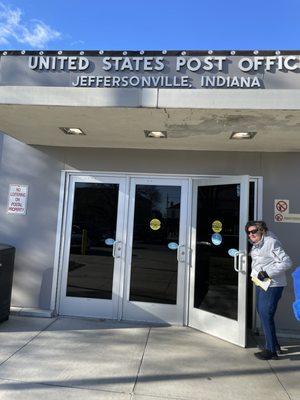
245;220;268;233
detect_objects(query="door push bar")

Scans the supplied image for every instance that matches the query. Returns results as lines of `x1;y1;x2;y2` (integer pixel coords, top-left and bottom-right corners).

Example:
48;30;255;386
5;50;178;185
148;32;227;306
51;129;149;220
177;245;186;263
233;251;246;273
112;241;122;258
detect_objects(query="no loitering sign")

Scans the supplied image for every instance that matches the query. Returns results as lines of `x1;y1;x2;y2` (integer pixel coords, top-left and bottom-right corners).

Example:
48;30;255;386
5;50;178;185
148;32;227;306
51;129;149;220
7;184;28;215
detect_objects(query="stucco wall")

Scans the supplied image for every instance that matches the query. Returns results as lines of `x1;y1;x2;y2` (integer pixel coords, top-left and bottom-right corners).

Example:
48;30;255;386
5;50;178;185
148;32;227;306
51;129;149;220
0;134;63;309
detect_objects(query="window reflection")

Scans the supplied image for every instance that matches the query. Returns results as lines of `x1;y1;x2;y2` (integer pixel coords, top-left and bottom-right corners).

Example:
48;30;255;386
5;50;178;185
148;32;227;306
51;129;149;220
130;185;181;304
67;183;119;299
194;184;240;320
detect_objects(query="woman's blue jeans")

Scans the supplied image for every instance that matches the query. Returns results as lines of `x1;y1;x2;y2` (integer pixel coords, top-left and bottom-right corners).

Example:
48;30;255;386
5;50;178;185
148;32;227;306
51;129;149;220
256;286;284;353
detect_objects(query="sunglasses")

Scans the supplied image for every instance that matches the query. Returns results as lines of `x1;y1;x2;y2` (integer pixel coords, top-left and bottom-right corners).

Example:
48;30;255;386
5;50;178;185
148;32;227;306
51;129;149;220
247;228;259;235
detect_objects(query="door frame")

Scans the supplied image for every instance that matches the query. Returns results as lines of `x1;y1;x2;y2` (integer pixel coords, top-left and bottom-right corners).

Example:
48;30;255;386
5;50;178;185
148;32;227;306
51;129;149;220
57;174;128;319
122;176;189;324
51;171;263;328
182;176;263;331
188;176;250;347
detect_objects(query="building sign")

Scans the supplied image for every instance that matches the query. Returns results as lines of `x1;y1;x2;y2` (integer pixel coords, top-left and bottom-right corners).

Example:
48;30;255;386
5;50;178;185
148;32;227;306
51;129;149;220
7;184;28;215
1;53;300;89
274;199;300;223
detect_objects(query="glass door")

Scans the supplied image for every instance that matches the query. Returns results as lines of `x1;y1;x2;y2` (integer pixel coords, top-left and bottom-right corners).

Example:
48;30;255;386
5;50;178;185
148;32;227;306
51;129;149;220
189;176;249;347
122;178;189;324
59;175;127;319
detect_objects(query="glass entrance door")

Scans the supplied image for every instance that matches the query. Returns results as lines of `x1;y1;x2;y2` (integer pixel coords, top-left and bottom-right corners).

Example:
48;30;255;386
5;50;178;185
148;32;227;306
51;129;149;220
59;175;127;319
189;176;249;347
122;178;189;324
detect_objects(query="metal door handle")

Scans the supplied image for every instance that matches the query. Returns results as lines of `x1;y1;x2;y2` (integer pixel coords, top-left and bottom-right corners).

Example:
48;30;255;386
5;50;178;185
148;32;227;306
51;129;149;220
177;245;186;263
112;241;122;258
233;251;245;272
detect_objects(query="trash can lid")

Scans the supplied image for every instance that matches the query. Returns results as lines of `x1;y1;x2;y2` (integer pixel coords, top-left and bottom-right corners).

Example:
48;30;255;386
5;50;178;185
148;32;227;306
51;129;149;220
0;244;15;251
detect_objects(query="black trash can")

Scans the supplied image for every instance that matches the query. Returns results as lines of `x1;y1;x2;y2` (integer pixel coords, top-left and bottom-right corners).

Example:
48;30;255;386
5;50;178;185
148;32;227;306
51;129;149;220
0;244;16;323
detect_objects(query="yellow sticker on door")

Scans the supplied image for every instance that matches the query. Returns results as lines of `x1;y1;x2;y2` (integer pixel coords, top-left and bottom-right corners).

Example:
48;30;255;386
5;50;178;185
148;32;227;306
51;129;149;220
150;218;161;230
212;220;222;233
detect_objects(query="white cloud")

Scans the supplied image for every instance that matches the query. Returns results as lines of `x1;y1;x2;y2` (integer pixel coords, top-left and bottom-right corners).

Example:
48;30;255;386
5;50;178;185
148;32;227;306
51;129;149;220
70;40;85;47
0;2;61;48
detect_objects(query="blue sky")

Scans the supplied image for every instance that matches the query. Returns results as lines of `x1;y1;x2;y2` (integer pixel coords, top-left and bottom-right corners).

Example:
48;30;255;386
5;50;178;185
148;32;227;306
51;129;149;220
0;0;300;50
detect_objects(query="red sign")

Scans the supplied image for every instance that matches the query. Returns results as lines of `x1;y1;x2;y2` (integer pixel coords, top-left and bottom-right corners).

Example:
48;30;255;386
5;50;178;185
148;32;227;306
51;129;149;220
276;200;288;213
275;213;284;222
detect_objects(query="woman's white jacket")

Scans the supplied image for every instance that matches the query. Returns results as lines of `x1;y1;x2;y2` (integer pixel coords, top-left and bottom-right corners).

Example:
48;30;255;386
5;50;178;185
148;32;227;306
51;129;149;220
250;233;292;287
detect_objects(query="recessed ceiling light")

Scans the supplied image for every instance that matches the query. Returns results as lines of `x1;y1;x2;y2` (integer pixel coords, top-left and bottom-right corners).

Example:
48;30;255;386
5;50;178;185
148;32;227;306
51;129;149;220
60;127;86;135
144;130;167;138
230;131;257;140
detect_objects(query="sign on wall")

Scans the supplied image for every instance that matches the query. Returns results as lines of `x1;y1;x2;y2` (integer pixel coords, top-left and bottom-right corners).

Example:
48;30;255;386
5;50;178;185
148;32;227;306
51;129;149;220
1;53;300;89
7;184;28;215
274;199;300;223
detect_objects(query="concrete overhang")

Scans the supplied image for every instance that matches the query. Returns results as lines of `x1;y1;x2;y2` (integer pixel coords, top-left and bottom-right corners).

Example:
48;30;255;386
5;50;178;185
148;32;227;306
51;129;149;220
0;86;300;151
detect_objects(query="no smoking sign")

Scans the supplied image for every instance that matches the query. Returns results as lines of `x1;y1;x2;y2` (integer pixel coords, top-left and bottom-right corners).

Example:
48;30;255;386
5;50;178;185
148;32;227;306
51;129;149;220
274;199;300;224
274;199;289;223
276;200;288;213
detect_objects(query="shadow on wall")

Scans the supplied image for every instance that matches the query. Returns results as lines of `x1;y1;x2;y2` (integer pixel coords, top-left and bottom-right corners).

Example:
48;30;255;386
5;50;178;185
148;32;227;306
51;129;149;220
39;267;54;310
0;133;64;309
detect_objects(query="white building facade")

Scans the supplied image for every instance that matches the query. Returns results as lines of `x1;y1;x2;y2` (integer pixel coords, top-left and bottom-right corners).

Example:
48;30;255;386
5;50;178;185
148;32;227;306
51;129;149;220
0;50;299;347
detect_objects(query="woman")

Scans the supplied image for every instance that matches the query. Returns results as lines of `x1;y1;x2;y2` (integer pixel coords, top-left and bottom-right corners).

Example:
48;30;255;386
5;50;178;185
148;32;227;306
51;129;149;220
245;220;292;360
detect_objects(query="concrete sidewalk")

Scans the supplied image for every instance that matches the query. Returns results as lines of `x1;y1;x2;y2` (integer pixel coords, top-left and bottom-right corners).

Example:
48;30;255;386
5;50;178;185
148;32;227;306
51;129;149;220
0;316;299;399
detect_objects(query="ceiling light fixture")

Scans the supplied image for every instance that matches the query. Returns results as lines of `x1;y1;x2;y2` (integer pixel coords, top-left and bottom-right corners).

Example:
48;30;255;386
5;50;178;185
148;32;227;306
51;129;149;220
60;127;86;136
230;131;257;140
144;130;167;139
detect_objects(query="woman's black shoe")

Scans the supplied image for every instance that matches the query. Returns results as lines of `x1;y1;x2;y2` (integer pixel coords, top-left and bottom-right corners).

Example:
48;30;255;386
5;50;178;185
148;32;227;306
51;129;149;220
254;349;278;360
258;344;283;355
